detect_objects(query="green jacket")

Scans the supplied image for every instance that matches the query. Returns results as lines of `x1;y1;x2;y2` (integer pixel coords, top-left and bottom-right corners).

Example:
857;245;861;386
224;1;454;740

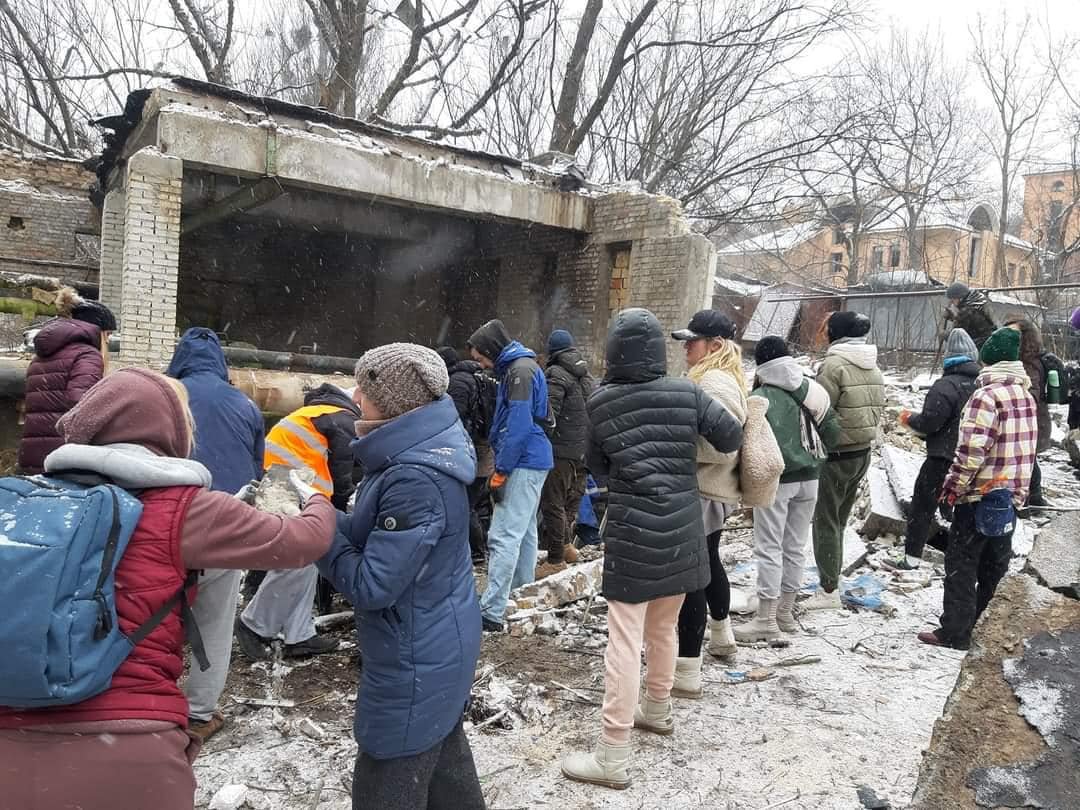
815;340;885;454
751;357;842;483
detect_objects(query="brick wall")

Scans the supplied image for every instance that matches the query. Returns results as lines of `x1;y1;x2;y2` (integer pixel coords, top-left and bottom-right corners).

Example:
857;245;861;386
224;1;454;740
98;189;125;317
119;148;182;368
0;148;93;194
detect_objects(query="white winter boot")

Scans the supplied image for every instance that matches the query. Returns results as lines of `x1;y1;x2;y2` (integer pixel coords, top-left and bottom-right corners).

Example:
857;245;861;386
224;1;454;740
561;740;632;789
706;617;738;660
633;695;674;735
800;586;843;611
671;656;703;699
776;591;799;633
733;597;780;643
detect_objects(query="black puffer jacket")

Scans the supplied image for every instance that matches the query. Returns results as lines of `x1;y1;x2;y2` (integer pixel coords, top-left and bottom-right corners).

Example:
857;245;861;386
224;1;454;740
907;360;980;459
588;308;743;603
546;348;595;461
305;383;362;509
446;359;482;428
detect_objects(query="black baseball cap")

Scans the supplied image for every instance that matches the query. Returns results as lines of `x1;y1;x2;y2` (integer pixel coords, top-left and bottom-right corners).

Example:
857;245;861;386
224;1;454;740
672;310;737;341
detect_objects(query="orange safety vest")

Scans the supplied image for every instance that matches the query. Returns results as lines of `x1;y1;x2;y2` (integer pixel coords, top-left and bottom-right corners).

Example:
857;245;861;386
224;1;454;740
263;404;343;496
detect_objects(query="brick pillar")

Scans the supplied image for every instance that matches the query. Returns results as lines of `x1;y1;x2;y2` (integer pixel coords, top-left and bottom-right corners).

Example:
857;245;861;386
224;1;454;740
98;188;125;320
119;148;182;368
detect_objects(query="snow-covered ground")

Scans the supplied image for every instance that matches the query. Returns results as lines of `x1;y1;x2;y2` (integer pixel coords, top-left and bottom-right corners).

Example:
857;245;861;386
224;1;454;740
191;380;1080;810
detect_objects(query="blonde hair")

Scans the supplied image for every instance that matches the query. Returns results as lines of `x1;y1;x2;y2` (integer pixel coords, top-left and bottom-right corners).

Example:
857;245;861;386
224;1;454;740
688;338;747;391
164;376;197;457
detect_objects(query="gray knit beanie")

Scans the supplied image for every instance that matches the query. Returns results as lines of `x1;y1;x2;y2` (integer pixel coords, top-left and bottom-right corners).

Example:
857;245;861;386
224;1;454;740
943;328;978;362
355;343;449;419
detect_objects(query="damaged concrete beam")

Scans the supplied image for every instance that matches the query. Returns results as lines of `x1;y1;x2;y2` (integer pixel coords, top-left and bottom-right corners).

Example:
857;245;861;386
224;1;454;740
863;467;907;540
155;105;592;231
509;559;603;614
1024;511;1080;598
880;445;925;511
181;177;284;234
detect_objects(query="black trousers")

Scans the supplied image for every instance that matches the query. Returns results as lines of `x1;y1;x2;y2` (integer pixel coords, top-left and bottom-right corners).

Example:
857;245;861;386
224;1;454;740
467;477;490;561
676;530;730;658
352;719;485;810
905;456;951;558
938;502;1012;646
539;458;586;564
1028;460;1043;504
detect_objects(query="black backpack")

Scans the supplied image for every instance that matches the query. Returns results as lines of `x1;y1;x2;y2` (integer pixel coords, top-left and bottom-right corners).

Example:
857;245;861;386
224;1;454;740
470;371;498;442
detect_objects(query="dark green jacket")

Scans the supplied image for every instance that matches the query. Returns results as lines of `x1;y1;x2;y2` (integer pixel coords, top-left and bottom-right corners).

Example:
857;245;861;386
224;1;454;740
751;357;842;483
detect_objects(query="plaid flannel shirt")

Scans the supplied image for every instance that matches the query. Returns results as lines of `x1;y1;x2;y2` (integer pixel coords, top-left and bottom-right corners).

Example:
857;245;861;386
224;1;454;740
943;366;1038;507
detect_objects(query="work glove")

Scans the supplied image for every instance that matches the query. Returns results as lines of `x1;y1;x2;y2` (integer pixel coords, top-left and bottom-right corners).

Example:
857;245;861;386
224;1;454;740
288;469;320;507
490;471;508;505
234;480;259;505
898;410;912;428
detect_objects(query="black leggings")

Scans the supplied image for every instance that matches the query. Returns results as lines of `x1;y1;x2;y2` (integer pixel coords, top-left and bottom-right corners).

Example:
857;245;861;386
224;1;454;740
677;530;730;658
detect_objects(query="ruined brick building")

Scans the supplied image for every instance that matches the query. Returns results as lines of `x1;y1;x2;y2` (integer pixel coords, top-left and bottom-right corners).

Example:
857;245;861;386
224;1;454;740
89;79;715;369
0;149;100;283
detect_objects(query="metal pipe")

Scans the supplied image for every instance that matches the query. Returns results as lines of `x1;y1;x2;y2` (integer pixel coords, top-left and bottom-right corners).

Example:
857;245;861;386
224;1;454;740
767;281;1080;303
220;346;358;374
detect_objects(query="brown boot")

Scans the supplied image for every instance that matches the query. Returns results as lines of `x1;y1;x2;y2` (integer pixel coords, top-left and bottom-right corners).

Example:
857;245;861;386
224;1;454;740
535;561;567;579
187;711;226;744
563;544;580;564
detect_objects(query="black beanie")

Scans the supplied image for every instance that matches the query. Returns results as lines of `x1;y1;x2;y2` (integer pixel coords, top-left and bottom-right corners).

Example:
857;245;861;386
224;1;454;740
827;311;871;343
436;346;458;369
754;336;791;365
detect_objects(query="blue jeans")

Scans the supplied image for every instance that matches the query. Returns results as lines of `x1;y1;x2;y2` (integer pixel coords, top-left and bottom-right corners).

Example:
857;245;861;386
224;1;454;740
480;467;548;623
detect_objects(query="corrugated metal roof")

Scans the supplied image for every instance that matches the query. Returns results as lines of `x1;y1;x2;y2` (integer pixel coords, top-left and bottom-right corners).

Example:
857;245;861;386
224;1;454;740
743;285;805;343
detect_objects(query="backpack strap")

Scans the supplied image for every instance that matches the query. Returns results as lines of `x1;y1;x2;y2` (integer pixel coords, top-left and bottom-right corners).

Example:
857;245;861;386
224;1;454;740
126;570;210;672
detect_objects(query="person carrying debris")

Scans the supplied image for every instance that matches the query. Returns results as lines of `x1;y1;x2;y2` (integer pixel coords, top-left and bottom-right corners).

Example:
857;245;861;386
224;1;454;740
805;311;885;611
560;308;742;790
537;329;596;577
668;310;748;696
735;336;840;643
167;328;266;744
0;369;336;810
236;383;360;660
316;344;484;810
943;282;997;349
468;319;553;632
1003;317;1058;508
888;328;981;571
18;287;116;475
919;326;1037;650
438;345;495;563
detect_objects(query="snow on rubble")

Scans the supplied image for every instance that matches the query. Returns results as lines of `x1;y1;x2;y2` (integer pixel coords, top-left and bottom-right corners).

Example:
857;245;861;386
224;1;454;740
188;369;1077;809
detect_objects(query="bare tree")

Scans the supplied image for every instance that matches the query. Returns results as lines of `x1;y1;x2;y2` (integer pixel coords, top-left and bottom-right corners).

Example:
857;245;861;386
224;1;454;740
970;11;1057;285
861;30;982;273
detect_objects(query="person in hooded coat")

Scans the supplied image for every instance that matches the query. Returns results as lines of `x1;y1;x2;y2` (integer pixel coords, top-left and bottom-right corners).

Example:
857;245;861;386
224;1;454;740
18;287;115;475
536;329;596;577
237;384;361;660
735;337;840;643
437;345;493;562
919;327;1037;650
805;311;885;611
468;319;553;630
167;328;266;742
560;308;742;791
317;343;483;810
943;282;997;349
0;368;336;810
888;329;981;571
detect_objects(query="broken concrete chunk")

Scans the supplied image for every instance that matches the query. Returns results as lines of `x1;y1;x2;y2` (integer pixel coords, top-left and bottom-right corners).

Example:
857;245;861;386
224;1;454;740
856;784;892;809
880;445;925;511
863;467;907;540
509;559;602;612
1024;511;1080;598
252;464;312;517
209;784;249;810
296;717;326;740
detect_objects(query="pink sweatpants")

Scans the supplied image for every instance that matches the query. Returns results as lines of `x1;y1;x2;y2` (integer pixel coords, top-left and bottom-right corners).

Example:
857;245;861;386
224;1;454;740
601;594;685;745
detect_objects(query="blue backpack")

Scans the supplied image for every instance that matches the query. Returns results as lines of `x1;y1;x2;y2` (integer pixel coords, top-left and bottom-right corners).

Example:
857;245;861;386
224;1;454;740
0;475;207;708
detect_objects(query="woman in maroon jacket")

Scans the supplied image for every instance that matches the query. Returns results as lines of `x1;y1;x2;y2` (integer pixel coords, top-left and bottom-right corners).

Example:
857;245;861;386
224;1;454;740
17;288;116;474
0;368;337;810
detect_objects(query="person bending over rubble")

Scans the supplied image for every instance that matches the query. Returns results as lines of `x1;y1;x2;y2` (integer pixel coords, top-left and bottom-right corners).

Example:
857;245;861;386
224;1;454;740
943;282;997;349
804;311;885;611
316;344;484;810
560;307;742;790
735;336;840;644
889;328;980;571
668;310;749;697
919;326;1037;650
0;369;336;810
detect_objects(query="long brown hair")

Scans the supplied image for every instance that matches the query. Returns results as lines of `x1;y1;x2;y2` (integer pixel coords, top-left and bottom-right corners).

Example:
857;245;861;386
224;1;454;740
1004;316;1043;363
